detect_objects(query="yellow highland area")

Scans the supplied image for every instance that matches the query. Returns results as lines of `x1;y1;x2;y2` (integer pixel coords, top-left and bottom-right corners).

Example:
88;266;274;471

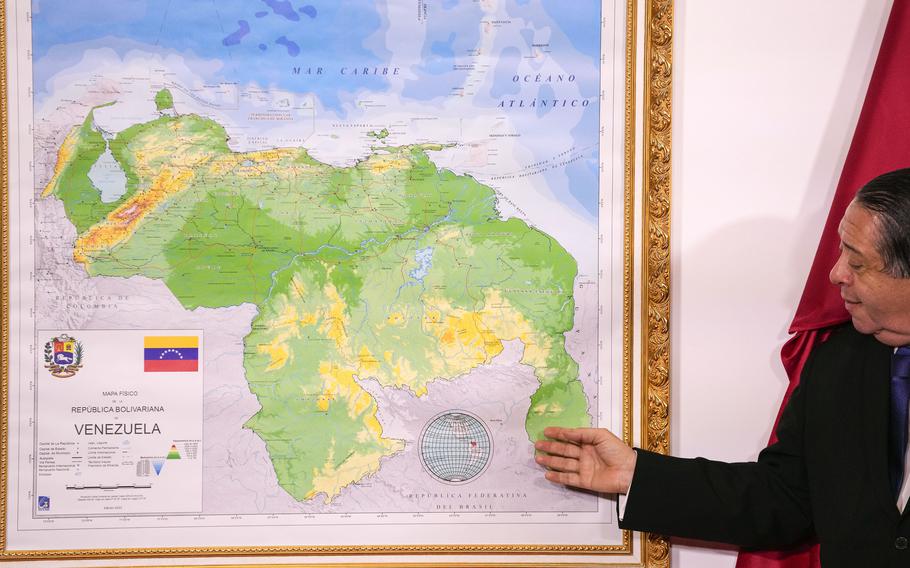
73;167;194;263
308;440;402;503
40;127;79;198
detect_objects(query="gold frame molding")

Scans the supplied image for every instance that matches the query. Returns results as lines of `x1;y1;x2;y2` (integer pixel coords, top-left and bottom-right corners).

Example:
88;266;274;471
0;0;10;561
0;0;671;565
640;0;673;567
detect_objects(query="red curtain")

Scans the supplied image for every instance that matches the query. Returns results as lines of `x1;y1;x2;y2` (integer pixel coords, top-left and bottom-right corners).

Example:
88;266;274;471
736;1;910;566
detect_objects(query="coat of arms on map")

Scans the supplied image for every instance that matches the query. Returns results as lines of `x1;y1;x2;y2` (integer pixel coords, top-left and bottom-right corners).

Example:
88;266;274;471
43;334;84;379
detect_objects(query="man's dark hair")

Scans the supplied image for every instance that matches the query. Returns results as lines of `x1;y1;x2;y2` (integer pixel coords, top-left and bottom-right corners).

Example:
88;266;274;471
855;167;910;278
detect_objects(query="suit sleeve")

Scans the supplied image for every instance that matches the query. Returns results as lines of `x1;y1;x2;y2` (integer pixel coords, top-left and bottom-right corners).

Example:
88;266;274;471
619;353;817;549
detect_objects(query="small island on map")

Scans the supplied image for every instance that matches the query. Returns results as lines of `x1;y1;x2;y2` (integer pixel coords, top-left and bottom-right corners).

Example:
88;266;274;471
368;128;390;141
154;88;174;112
42;98;589;503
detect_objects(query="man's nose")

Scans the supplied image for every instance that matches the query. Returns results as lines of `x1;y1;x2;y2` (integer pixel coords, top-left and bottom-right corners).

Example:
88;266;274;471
829;253;849;286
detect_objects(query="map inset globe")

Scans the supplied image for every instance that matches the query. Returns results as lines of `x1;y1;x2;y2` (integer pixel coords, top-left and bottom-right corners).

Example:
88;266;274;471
419;411;492;484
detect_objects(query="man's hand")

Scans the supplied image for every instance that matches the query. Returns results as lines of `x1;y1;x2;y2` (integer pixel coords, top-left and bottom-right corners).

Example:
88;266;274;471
534;426;637;494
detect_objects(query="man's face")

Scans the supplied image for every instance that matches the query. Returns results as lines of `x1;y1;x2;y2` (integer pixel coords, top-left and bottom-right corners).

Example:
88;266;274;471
829;201;910;347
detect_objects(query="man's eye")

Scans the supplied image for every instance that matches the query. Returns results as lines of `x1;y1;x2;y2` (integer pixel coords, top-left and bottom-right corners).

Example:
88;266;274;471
849;263;863;270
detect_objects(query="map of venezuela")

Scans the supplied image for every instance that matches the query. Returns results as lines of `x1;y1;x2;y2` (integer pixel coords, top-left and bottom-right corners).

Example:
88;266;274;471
42;94;590;503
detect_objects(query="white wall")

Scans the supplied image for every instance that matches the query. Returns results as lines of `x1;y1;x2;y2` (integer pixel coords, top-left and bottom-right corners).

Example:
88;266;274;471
670;0;892;566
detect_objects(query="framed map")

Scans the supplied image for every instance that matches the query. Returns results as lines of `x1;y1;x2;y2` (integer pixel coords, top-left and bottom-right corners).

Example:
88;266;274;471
0;0;672;566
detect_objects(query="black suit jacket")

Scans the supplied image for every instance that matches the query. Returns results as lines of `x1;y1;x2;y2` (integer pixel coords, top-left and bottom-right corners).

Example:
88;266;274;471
620;325;910;567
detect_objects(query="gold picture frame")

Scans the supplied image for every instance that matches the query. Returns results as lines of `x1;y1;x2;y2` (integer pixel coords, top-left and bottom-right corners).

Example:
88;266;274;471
0;0;671;565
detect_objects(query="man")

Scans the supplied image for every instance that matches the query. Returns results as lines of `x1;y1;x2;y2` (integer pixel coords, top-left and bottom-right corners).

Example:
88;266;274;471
535;168;910;567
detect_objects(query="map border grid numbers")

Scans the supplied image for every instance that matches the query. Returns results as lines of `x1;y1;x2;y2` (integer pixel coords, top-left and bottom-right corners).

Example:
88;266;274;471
0;0;677;564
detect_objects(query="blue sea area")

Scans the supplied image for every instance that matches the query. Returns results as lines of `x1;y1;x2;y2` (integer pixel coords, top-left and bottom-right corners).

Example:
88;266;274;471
263;0;301;22
427;32;456;75
563;153;599;220
539;0;599;65
222;20;250;47
489;47;522;99
275;36;301;56
535;85;555;118
463;0;599;117
32;0;387;112
401;0;483;101
563;104;600;219
519;28;535;50
503;0;600;101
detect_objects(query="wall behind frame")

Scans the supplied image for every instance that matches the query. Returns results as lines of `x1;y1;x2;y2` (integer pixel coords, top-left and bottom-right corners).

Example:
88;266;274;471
671;1;891;567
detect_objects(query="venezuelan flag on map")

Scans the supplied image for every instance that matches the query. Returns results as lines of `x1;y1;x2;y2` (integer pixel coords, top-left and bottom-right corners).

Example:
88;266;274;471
143;336;199;372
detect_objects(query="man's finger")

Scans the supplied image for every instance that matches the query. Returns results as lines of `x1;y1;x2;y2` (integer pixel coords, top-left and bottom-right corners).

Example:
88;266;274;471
542;426;575;441
544;426;610;445
535;453;579;473
544;469;586;490
534;439;582;459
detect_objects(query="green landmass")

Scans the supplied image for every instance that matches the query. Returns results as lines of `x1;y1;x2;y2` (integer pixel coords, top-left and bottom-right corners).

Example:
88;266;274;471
368;128;389;140
43;104;589;502
155;88;174;111
48;109;116;233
